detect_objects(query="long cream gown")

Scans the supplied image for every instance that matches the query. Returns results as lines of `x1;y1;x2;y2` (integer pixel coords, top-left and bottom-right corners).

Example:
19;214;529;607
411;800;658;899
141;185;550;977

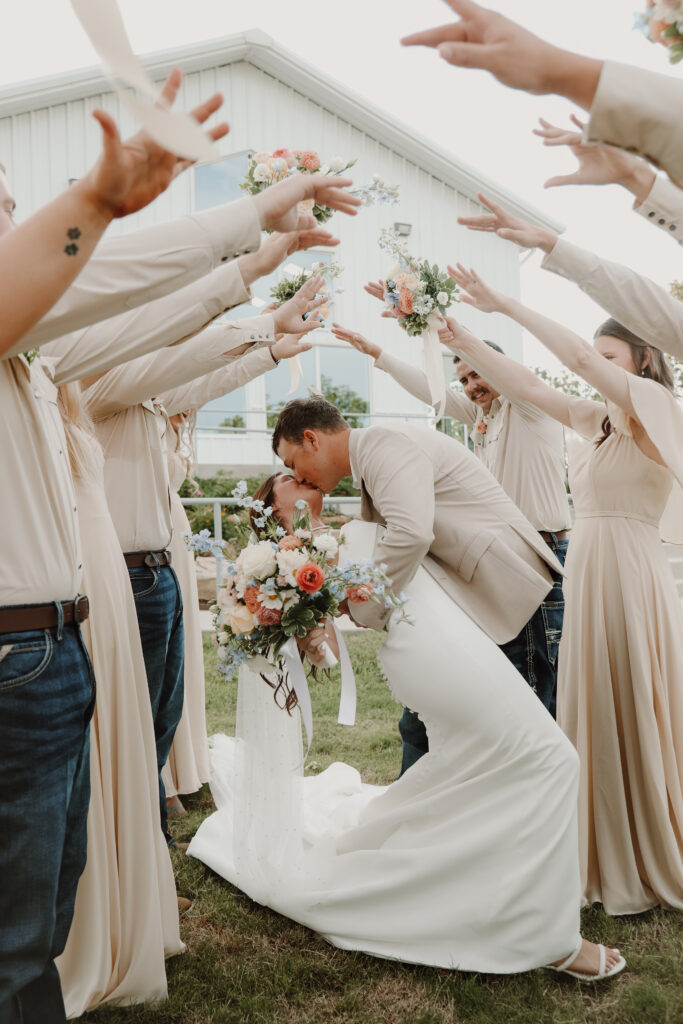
56;432;183;1016
161;435;210;798
559;376;683;915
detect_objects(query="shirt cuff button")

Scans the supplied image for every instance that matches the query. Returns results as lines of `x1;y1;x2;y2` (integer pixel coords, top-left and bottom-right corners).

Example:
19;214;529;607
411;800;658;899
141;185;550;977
659;218;666;224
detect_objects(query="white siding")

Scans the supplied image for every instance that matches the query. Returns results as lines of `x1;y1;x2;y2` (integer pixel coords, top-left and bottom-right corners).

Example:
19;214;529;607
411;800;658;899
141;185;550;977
0;58;523;471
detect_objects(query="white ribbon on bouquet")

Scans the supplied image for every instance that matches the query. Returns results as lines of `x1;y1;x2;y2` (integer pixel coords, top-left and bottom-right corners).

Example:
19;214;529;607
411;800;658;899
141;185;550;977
279;624;356;758
421;311;447;424
71;0;216;162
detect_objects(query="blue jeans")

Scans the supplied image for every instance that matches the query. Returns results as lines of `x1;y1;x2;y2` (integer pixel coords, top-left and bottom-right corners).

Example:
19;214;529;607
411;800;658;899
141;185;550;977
498;535;568;719
128;565;184;842
0;620;94;1024
397;536;569;776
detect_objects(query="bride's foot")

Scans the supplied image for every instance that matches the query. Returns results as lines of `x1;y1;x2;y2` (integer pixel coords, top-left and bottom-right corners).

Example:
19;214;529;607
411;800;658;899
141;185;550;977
548;938;625;981
166;796;186;816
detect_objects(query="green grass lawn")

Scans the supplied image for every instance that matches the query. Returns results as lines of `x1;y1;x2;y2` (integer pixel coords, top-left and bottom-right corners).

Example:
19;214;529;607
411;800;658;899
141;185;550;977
84;634;682;1024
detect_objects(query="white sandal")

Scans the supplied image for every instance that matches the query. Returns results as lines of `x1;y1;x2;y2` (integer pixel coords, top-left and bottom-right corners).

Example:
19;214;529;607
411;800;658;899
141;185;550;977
548;940;626;982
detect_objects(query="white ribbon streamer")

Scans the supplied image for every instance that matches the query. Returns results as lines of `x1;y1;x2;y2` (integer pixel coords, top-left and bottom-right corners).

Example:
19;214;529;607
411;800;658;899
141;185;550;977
288;354;303;394
422;311;447;424
71;0;216;162
280;637;314;757
331;621;357;727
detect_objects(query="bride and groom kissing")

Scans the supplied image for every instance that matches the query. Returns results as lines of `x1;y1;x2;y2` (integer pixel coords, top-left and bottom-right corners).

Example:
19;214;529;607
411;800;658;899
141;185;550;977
189;395;625;982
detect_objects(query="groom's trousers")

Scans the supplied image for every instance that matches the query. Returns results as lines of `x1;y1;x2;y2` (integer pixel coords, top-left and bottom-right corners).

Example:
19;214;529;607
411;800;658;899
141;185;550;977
398;534;569;776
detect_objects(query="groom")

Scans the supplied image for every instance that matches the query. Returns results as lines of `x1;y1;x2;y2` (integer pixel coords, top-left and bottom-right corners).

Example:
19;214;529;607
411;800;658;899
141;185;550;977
272;396;562;662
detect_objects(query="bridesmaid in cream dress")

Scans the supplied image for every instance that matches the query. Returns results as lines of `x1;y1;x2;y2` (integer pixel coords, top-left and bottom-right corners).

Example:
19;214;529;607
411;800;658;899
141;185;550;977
446;264;683;917
54;383;183;1015
161;412;211;813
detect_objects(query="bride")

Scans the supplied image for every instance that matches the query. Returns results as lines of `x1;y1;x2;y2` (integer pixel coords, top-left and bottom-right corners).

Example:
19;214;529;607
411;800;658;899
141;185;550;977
188;473;624;980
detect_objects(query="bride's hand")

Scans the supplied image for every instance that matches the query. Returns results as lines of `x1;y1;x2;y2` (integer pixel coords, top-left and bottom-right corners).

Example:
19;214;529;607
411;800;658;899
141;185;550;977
447;264;506;314
297;622;339;666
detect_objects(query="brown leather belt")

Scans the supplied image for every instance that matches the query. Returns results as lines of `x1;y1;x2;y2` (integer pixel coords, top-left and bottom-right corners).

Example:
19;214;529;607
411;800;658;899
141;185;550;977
0;595;90;634
539;530;569;544
123;550;173;569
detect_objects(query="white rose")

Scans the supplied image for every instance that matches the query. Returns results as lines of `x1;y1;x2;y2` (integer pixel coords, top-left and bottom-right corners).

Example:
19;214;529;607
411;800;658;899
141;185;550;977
217;631;230;646
329;156;346;173
236;540;277;581
277;547;308;585
313;534;338;558
253;163;272;183
437;291;449;306
217;587;236;614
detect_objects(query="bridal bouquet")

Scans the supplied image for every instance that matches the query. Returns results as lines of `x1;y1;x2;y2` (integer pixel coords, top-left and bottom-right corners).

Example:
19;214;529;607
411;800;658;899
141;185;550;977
212;481;409;684
637;2;683;61
379;228;458;337
239;148;399;224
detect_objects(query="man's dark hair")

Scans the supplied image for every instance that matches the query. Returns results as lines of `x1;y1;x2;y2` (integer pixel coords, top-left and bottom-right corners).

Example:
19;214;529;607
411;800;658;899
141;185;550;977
272;396;349;454
453;339;504;365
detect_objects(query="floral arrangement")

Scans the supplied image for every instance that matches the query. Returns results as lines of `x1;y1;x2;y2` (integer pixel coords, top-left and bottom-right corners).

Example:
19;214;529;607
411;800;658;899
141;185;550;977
269;258;344;324
378;228;459;337
182;528;227;559
211;481;410;682
637;2;683;61
239;148;399;225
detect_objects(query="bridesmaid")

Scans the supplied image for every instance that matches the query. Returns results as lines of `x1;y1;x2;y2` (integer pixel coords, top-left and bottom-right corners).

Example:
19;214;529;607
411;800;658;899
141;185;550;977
55;382;183;1015
161;410;211;815
443;264;683;916
159;335;306;813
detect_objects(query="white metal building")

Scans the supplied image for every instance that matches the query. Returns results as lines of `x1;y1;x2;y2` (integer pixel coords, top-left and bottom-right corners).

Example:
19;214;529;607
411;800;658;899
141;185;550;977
0;30;562;473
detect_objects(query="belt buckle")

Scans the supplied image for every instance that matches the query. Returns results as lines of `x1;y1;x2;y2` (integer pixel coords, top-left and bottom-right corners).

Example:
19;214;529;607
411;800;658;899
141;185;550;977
73;594;90;623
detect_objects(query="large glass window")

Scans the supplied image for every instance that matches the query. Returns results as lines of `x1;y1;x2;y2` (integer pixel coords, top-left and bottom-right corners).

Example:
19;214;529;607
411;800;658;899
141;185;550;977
197;386;247;432
265;343;369;429
193;152;250;210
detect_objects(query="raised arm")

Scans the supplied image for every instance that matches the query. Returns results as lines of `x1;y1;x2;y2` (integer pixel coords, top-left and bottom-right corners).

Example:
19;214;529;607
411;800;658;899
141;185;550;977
459;191;683;363
1;69;229;359
48;228;338;384
449;264;640;424
330;322;476;425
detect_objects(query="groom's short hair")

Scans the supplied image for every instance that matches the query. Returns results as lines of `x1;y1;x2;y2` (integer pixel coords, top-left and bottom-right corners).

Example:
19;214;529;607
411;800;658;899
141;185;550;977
272;397;349;454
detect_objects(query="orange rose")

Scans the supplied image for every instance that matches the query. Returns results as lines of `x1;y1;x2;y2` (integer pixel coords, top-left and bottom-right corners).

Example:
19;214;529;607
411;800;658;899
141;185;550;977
295;562;325;593
244;586;261;613
347;585;373;603
398;287;414;315
279;535;303;551
299;150;321;171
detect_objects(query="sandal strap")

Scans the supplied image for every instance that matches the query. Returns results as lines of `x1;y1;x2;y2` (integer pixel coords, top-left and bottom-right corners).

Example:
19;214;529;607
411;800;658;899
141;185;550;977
555;939;584;972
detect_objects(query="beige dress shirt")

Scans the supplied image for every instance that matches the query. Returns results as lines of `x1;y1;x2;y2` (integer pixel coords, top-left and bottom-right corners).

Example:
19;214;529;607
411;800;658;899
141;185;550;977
15;195;261;357
634;175;683;245
85;318;274;553
375;350;570;532
541;236;683;362
0;357;82;604
346;424;561;641
586;61;683;189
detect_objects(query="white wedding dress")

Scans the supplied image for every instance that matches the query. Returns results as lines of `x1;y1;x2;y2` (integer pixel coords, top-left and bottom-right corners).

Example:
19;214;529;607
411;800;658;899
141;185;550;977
188;521;582;973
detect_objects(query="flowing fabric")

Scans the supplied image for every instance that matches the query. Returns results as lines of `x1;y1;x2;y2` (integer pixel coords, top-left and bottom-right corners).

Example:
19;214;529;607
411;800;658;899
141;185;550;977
56;436;183;1016
161;444;210;798
189;521;583;973
560;380;683;914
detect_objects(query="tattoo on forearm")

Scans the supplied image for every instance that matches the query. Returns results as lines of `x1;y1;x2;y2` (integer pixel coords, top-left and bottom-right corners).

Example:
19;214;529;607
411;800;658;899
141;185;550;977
64;226;82;256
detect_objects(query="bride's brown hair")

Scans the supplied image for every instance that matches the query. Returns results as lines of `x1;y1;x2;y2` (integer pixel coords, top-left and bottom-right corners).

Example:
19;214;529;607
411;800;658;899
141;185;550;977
594;319;674;448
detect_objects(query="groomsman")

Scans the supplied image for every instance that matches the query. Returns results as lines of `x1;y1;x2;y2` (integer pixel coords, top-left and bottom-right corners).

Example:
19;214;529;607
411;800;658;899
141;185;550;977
332;322;569;771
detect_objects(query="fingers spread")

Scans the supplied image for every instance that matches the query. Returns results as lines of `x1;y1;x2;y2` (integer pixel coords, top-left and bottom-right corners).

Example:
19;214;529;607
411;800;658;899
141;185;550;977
190;91;224;124
157;68;182;110
401;22;467;48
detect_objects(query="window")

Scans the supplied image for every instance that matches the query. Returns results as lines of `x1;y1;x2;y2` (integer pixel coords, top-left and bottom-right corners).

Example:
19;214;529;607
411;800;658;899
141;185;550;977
193;152;250;211
265;343;369;429
197;386;247;432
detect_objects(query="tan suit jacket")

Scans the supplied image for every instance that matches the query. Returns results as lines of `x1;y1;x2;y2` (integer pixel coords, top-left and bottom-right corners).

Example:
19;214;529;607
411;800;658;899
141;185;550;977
347;424;562;643
13;195;260;357
542;236;683;362
586;61;683;189
634;174;683;246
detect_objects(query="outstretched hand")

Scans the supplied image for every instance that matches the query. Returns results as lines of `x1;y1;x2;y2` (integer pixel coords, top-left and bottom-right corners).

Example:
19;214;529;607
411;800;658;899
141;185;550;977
272;275;327;336
533;115;655;195
457;191;557;252
253;174;361;234
447;264;506;314
330;323;382;360
271;332;313;361
243;227;340;281
401;0;602;110
83;69;229;219
364;280;386;303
